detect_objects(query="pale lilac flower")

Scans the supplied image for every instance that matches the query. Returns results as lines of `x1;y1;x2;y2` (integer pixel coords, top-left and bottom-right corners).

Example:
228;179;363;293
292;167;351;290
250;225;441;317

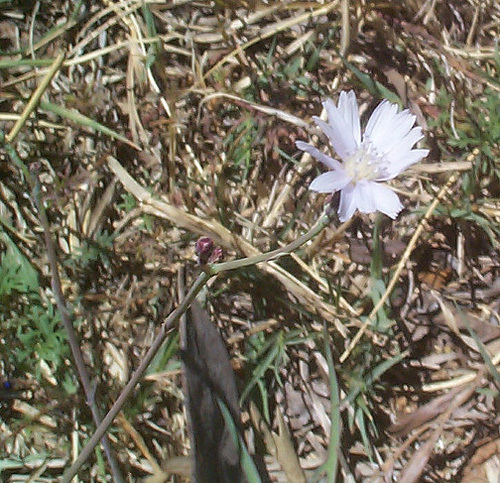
297;91;429;222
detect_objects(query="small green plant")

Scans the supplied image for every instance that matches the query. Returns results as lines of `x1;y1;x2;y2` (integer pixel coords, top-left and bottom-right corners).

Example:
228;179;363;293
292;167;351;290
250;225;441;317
428;86;500;246
342;351;405;458
63;230;116;291
117;192;137;212
223;115;260;182
430;86;500;190
245;32;331;102
241;328;307;422
66;230;115;271
0;231;70;382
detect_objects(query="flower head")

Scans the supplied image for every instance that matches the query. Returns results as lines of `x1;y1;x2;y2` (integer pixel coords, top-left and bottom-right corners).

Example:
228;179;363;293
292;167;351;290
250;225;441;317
297;91;429;221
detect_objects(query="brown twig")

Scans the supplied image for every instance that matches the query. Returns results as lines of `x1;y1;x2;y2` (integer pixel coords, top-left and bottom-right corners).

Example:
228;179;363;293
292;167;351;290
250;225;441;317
2;139;123;483
60;269;212;483
33;187;124;483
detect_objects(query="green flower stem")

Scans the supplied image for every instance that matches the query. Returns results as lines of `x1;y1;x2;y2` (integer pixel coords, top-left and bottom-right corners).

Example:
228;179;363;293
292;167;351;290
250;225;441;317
208;209;333;275
62;207;335;481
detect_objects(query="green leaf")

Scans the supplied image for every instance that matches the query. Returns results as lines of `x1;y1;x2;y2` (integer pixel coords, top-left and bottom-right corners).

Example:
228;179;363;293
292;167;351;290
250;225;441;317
0;232;39;295
341;58;402;106
39;100;137;148
218;398;262;483
459;306;500;392
315;323;341;482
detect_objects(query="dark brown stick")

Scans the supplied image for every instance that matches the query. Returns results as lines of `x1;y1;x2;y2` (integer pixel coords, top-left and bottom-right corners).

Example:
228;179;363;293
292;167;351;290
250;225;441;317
3;139;123;482
60;270;211;483
33;190;124;483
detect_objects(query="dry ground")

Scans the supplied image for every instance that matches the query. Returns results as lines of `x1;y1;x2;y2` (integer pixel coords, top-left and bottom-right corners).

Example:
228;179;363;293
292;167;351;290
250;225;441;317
1;0;500;481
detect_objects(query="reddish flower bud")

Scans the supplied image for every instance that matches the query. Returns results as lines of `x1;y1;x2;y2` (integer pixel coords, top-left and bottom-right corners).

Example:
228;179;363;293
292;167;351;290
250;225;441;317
207;246;224;264
195;237;214;265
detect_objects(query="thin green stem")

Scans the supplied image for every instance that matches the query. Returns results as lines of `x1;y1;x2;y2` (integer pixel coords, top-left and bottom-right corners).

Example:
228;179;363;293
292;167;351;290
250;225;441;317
62;206;335;480
209;210;332;274
61;270;211;483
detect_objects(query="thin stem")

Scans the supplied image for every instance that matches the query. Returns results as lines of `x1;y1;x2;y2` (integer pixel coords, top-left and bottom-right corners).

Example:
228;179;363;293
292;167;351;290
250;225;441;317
1;138;123;482
339;172;458;363
35;188;124;483
62;207;335;480
209;210;333;274
61;270;212;483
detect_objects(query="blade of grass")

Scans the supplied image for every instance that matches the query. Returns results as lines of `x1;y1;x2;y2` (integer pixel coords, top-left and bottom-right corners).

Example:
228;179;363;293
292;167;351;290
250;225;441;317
459;307;500;392
240;336;282;404
355;405;373;458
27;1;83;55
39;100;140;150
218;398;262;483
317;323;341;482
342;57;401;105
6;53;65;143
0;59;54;68
141;2;160;71
344;351;408;407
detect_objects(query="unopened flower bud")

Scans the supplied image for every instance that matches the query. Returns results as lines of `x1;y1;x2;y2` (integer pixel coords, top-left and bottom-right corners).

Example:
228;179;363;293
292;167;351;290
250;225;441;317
195;236;214;265
207;246;224;264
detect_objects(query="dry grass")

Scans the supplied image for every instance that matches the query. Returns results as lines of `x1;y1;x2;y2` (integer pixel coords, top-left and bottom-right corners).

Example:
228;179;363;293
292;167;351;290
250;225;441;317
1;0;500;481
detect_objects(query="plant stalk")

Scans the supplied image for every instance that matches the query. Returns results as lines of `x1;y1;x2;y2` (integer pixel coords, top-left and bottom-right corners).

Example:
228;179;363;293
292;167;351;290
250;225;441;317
62;206;335;481
2;138;123;482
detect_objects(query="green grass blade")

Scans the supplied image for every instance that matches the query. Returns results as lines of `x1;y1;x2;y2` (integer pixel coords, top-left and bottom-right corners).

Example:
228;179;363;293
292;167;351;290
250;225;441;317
319;323;341;482
0;59;54;68
141;2;160;70
218;398;262;483
342;57;401;106
240;334;281;404
39;100;139;149
459;307;500;392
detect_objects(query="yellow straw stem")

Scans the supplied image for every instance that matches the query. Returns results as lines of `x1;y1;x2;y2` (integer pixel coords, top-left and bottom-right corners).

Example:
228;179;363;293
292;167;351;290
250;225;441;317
6;53;65;144
340;172;458;363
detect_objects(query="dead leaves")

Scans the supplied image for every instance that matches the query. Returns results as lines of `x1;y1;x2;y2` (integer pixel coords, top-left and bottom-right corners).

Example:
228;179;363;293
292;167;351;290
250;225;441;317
249;401;307;483
462;440;500;483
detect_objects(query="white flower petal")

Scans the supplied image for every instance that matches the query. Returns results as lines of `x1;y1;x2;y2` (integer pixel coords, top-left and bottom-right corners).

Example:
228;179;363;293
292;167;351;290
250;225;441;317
354;180;376;214
337;91;361;147
338;183;358;222
316;92;361;159
369;110;417;153
379;126;427;179
364;101;399;147
312;117;354;161
366;181;403;219
393;110;418;136
337;181;403;220
338;181;377;220
309;170;351;193
380;149;429;180
387;126;424;154
296;141;343;170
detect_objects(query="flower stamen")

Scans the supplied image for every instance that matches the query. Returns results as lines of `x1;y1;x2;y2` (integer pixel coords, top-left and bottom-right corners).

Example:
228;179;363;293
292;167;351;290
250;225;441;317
344;143;385;182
